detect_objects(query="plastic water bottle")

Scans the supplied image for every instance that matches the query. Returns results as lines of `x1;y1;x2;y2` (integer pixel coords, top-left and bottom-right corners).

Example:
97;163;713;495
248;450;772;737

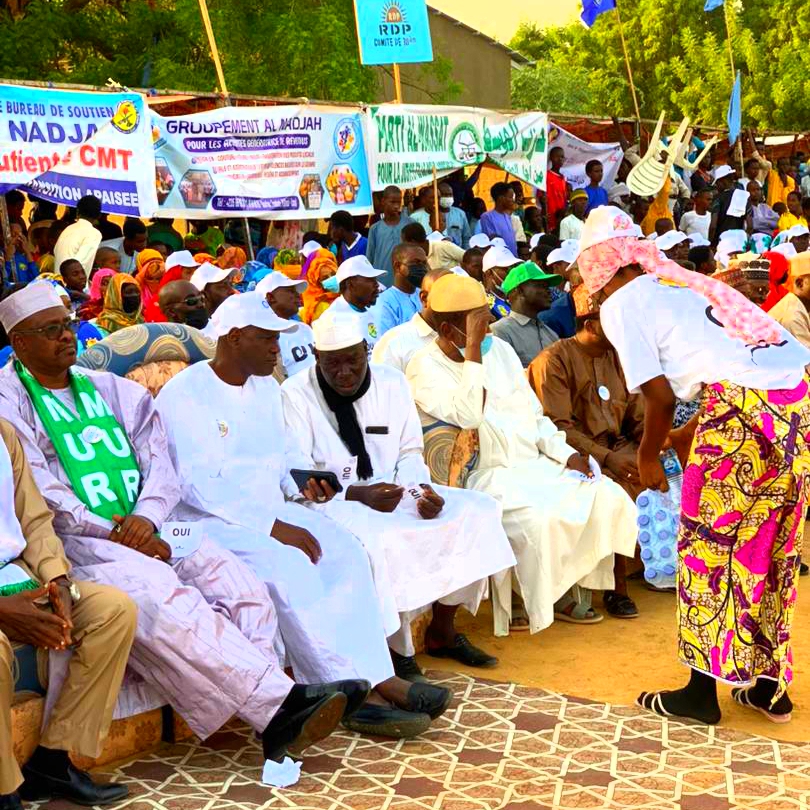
635;450;683;589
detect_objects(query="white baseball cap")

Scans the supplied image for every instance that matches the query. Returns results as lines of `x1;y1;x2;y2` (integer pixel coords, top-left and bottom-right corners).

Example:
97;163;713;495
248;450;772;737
255;271;307;296
712;164;736;182
190;262;234;291
655;230;690;252
313;310;366;351
529;233;545;250
469;233;491;249
787;224;810;240
165;250;198;271
577;205;639;256
687;233;711;247
770;242;798;259
426;230;446;242
490;237;506;248
210;291;297;338
335;255;385;284
482;245;520;274
547;240;579;266
300;240;322;259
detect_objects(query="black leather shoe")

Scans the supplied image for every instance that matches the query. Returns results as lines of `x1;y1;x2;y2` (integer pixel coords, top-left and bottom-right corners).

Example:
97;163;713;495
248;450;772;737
0;793;22;810
19;763;129;807
342;704;432;738
404;682;453;720
391;649;428;683
290;679;371;719
262;685;348;761
426;633;498;668
603;591;639;619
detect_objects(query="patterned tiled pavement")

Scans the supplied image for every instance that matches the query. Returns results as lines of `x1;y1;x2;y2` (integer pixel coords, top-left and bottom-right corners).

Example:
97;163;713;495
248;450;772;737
36;672;810;810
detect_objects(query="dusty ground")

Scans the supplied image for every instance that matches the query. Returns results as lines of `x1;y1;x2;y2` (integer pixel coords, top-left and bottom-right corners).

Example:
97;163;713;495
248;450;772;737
421;578;810;743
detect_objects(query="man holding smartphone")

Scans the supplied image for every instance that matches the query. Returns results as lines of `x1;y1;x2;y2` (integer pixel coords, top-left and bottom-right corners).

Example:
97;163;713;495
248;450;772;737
157;293;453;739
281;312;516;683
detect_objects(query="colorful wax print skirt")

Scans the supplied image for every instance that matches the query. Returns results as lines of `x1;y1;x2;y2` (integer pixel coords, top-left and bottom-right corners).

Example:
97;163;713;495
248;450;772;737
678;376;810;702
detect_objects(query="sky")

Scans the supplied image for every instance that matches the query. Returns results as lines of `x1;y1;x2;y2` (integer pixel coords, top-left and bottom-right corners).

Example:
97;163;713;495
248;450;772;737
430;0;580;43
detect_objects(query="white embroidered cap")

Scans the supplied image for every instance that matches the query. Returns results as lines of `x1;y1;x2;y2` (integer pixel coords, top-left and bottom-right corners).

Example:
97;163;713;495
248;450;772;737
0;283;66;333
210;291;297;337
313;310;366;351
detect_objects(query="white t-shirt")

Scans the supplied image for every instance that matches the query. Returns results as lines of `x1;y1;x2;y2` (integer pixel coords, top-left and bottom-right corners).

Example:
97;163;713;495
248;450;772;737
321;295;380;352
600;275;810;401
280;322;316;377
679;211;711;240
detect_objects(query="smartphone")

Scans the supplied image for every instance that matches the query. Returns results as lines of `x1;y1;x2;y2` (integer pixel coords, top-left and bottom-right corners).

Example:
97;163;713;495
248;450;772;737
290;468;343;494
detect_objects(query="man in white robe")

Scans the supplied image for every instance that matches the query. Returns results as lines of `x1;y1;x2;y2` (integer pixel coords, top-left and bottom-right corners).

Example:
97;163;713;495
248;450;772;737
405;274;638;636
0;284;364;764
371;268;448;373
156;292;453;738
282;312;516;680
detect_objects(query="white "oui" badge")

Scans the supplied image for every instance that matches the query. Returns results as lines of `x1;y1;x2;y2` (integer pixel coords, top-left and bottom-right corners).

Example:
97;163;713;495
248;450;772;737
597;385;611;402
81;425;104;444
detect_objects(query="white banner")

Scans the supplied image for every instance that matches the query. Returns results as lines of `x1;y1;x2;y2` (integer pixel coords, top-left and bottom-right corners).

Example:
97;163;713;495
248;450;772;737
548;123;623;190
0;84;157;216
366;104;548;190
152;105;373;220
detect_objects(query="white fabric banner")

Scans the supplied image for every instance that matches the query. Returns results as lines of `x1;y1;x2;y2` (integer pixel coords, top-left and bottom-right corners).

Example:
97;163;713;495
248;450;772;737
152;105;373;220
548;123;623;190
366;104;548;190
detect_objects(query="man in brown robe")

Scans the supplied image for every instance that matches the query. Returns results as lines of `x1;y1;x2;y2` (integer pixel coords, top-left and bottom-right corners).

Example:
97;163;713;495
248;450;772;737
527;285;644;619
0;419;135;809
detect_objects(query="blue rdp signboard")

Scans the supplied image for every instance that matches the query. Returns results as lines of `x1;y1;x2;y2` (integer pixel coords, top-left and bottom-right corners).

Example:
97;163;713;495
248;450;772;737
353;0;434;65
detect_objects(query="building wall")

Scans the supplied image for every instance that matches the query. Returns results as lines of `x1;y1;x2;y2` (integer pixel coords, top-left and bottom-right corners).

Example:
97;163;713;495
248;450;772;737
373;10;515;109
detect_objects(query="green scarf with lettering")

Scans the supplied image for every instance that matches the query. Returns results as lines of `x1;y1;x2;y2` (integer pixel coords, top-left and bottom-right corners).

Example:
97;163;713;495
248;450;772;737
15;361;141;521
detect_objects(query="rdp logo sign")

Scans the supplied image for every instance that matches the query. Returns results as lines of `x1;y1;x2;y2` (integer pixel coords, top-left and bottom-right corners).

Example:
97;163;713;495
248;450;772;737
379;2;411;36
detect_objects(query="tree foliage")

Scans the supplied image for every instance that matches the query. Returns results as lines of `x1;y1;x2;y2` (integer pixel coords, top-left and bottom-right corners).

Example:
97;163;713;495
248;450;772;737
0;0;451;103
510;0;810;131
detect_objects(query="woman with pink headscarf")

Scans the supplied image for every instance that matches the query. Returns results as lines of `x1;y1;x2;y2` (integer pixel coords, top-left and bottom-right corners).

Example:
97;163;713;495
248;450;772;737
78;267;116;321
577;206;810;726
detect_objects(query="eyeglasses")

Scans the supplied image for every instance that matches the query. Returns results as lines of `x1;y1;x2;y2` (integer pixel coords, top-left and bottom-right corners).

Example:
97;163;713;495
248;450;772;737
15;318;73;341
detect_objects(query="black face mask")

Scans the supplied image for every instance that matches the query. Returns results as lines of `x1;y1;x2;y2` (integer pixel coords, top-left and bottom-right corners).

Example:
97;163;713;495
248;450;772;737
121;293;141;314
406;263;429;289
183;307;210;329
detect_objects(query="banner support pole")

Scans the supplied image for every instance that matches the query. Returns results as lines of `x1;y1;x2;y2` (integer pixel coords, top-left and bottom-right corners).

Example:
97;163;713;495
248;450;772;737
197;0;229;99
0;200;14;284
393;64;403;104
614;1;641;127
196;0;258;260
722;2;744;175
432;166;440;232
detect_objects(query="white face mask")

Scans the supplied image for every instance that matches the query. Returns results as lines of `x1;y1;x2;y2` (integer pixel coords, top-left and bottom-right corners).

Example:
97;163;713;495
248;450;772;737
439;196;454;210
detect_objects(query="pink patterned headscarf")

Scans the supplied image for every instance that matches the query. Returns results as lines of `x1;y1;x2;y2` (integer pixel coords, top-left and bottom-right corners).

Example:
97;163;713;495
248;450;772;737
577;236;783;345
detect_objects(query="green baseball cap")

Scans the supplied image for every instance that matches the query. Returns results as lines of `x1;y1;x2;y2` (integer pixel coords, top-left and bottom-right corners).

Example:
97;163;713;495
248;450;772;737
501;261;563;296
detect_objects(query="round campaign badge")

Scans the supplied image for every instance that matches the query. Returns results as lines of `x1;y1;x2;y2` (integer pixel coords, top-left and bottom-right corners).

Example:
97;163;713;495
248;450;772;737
597;385;610;401
81;425;104;444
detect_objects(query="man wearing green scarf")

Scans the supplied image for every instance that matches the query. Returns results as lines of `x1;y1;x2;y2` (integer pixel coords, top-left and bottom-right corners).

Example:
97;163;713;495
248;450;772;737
0;284;370;766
